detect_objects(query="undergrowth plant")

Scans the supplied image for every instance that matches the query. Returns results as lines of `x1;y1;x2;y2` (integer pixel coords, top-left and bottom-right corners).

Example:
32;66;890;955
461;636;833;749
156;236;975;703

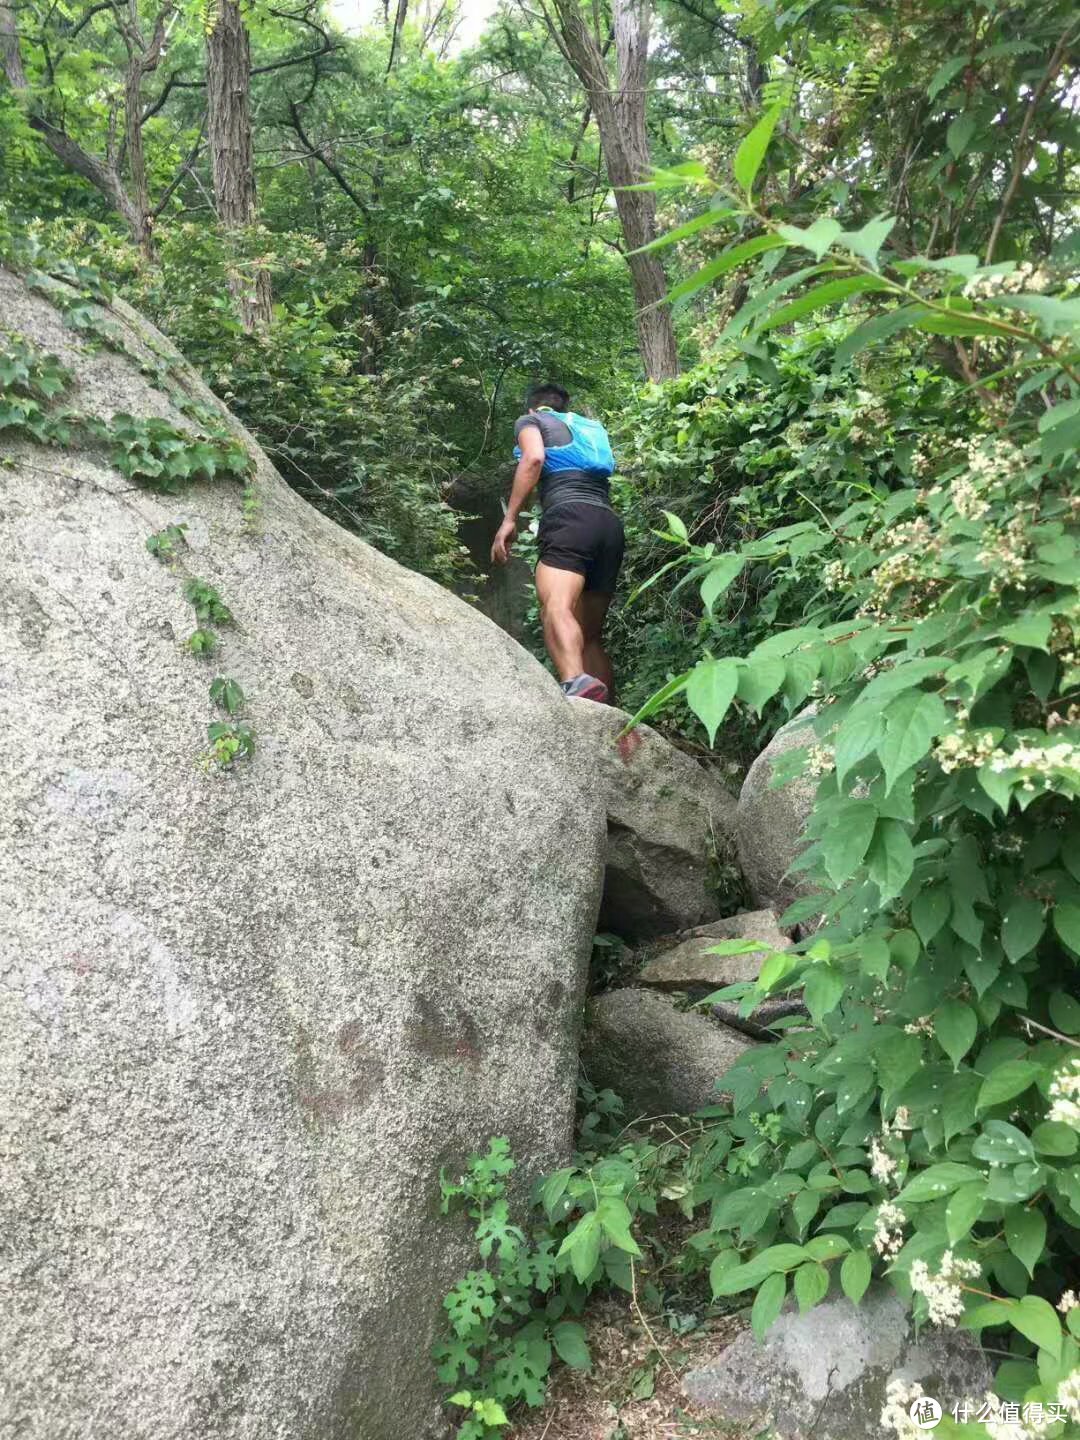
0;236;257;769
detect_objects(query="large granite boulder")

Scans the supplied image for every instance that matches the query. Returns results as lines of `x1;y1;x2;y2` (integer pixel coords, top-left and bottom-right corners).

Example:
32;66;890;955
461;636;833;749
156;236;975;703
682;1289;993;1440
0;265;605;1440
569;700;738;940
581;989;751;1115
637;910;790;992
736;711;821;916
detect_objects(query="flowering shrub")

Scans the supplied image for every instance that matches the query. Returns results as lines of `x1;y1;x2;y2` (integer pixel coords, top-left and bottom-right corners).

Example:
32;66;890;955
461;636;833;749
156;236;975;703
615;11;1080;1435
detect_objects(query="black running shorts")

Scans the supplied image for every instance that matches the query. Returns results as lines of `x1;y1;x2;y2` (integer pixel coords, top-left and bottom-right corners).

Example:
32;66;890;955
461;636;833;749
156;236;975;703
536;502;625;595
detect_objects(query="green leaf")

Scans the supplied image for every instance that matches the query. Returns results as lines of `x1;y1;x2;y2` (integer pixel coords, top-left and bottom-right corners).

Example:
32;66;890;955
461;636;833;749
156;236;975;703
758;276;892;333
734;105;784;194
699;554;745;611
935;1001;977;1070
1032;1121;1078;1157
722;264;829;338
631;203;737;254
552;1321;592;1370
804;965;845;1023
972;1120;1034;1165
927;56;968;99
1001;897;1046;962
876;690;947;794
557;1212;602;1283
977;1060;1040;1111
1054;904;1080;956
833;304;931;371
665;236;788;305
793;1261;830;1312
1049;992;1080;1035
947;111;977;157
866;819;914;903
821;800;878;886
840;215;897;268
209;676;245;716
686;657;740;746
834;708;885;788
737;657;787;714
618;669;692;736
751;1271;787;1339
840;1249;872;1304
1005;1206;1046;1278
942;1070;982;1143
777;218;842;260
999;612;1053;650
757;1242;810;1273
912;886;951;945
946;1182;986;1245
1008;1296;1062;1360
595;1197;642;1256
897;1162;984;1205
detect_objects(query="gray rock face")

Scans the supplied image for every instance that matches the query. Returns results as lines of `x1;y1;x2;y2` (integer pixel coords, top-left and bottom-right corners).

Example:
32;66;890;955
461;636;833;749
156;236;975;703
581;988;751;1115
682;1289;993;1440
637;910;790;991
568;700;738;940
736;710;821;915
0;267;605;1440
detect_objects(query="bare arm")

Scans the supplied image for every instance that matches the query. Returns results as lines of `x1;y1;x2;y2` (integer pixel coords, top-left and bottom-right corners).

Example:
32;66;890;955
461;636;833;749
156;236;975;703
491;424;544;564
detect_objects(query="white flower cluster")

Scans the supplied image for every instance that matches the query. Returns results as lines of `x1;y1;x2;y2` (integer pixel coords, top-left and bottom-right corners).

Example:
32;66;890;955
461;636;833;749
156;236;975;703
873;1201;906;1258
1048;1059;1080;1130
823;559;851;591
934;729;998;773
963;261;1052;300
967;436;1026;485
1059;1289;1079;1314
870;1134;901;1186
804;744;835;777
949;471;991;521
884;1106;912;1136
904;1014;935;1035
977;514;1030;592
881;1378;930;1439
909;1250;981;1326
1060;1370;1080;1422
989;739;1080;795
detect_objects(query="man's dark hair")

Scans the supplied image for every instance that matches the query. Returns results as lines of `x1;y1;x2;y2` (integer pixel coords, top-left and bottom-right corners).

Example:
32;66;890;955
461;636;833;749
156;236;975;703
527;382;570;411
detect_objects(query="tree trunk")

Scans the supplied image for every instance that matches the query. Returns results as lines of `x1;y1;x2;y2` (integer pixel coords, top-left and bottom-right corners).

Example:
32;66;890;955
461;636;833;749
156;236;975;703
548;0;679;381
124;64;154;256
207;0;272;330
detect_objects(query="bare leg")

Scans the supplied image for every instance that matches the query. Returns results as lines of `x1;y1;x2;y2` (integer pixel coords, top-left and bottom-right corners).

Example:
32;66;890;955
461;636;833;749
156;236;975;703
536;563;587;681
576;590;614;696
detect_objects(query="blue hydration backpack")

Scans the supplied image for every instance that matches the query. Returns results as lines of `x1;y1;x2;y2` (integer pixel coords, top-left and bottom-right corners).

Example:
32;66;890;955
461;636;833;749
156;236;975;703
520;409;615;476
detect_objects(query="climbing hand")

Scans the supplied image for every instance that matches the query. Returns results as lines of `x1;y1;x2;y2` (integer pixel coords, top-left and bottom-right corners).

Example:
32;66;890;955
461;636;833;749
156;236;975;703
491;518;516;565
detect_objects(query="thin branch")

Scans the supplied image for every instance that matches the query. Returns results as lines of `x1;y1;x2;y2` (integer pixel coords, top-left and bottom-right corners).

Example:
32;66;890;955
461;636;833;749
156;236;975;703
984;21;1079;264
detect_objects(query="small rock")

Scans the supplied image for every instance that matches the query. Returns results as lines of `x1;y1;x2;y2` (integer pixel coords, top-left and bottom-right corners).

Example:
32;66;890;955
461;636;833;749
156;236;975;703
637;910;789;992
682;1288;993;1440
569;700;738;940
582;988;752;1116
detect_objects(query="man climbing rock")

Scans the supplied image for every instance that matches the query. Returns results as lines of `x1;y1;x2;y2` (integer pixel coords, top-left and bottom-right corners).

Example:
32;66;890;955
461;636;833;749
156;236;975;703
490;382;624;704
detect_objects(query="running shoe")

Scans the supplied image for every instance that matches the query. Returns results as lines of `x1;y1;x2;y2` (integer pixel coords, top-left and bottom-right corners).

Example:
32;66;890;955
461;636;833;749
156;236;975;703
561;673;609;703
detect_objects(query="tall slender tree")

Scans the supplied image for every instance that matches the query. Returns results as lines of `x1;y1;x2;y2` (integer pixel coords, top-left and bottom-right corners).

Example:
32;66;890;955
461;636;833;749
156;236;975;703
206;0;272;328
542;0;679;380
